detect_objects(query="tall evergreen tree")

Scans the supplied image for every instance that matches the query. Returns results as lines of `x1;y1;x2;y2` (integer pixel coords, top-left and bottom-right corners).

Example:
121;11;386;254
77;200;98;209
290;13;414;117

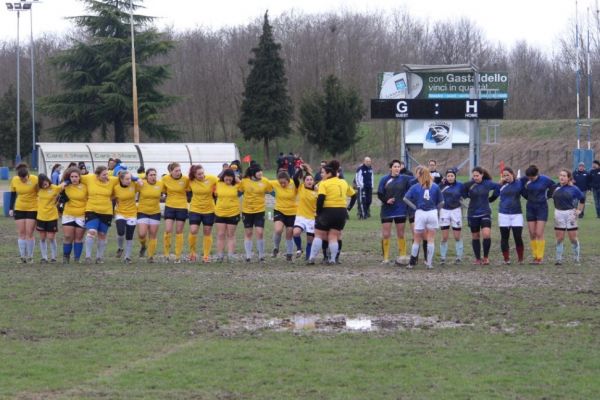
40;0;178;142
299;75;365;157
239;11;292;167
0;85;39;164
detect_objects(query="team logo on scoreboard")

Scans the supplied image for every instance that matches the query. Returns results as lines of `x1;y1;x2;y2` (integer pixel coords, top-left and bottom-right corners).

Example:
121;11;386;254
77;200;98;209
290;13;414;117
424;122;452;149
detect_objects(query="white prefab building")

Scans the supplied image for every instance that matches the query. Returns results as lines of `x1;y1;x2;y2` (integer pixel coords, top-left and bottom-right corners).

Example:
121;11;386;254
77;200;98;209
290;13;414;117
37;143;240;177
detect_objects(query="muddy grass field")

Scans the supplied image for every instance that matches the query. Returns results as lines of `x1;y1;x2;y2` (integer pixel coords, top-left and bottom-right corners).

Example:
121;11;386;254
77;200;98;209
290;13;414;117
0;204;599;399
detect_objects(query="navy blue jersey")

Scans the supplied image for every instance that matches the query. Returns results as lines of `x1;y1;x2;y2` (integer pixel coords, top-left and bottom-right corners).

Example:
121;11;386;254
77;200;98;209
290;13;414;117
499;179;523;214
377;174;413;218
463;179;500;217
589;167;600;189
520;175;554;204
404;183;443;211
550;184;585;210
573;170;589;192
439;181;464;210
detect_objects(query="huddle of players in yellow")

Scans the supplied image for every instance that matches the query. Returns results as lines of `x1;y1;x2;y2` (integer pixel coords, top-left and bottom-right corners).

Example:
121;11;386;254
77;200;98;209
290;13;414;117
8;160;355;265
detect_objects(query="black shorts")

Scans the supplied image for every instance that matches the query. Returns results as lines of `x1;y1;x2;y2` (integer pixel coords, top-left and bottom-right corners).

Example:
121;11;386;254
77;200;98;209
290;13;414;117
468;215;492;233
36;219;58;232
85;212;113;226
273;210;295;228
215;215;240;225
189;212;215;226
315;208;347;231
14;210;37;220
164;206;188;221
381;216;407;224
137;212;161;221
242;212;265;229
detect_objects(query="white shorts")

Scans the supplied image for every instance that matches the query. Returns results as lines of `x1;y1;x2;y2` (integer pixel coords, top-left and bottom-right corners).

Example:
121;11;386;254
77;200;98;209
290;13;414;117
62;214;85;228
414;209;439;231
293;215;315;234
498;213;524;228
137;217;161;226
114;214;137;226
439;208;462;229
554;209;577;230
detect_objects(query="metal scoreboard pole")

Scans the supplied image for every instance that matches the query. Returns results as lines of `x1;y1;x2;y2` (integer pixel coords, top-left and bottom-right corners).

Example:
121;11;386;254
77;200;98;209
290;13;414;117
469;69;481;173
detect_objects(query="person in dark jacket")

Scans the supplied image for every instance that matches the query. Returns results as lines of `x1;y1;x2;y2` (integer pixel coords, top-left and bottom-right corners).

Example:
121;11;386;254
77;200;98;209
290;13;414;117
573;162;589;218
355;157;374;219
588;160;600;218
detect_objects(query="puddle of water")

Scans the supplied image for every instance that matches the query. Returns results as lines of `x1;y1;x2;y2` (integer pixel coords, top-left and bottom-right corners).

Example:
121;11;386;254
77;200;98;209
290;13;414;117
346;318;373;331
292;316;317;330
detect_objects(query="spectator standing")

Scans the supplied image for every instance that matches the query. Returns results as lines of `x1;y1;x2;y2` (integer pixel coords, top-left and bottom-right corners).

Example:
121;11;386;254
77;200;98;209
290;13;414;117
573;162;589;218
355;157;374;219
428;159;443;185
315;161;328;183
589;160;600;218
51;164;62;185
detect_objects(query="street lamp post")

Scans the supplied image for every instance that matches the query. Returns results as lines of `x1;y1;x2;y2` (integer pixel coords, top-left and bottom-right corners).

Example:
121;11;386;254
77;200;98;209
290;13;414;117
29;1;37;168
129;0;140;143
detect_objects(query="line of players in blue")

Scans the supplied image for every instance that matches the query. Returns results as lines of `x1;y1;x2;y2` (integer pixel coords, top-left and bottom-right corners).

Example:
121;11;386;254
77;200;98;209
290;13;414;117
378;160;586;268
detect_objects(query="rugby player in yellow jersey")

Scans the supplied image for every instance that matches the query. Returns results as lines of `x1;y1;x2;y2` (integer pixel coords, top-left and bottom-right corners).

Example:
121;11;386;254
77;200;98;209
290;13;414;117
292;164;318;260
239;165;272;262
61;167;88;264
307;160;357;265
9;163;38;263
136;168;163;263
113;170;139;264
36;174;66;263
81;166;120;264
161;162;190;263
214;169;241;262
188;165;218;263
269;171;298;262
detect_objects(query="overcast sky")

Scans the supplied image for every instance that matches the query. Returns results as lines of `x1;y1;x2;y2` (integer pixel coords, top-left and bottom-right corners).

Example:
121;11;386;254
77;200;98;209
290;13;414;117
0;0;588;52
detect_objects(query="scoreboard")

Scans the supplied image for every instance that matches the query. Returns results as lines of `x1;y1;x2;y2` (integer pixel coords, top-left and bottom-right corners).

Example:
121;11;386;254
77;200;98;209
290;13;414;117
370;99;504;120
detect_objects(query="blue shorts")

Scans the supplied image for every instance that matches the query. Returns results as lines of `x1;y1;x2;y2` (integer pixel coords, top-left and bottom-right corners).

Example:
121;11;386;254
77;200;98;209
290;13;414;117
526;203;548;222
164;206;188;221
189;212;215;226
85;216;111;234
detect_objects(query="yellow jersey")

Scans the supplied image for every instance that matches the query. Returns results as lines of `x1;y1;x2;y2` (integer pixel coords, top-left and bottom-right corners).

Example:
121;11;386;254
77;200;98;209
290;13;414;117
214;182;241;217
63;184;88;218
318;177;355;208
137;180;164;215
37;184;62;221
137;172;146;180
270;180;297;216
162;175;190;209
296;185;318;219
10;175;38;211
189;175;218;214
81;174;119;215
239;177;272;213
113;183;138;218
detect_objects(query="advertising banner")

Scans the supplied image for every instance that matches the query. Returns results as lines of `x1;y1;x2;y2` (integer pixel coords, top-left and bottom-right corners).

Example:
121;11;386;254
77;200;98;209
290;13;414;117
405;120;471;149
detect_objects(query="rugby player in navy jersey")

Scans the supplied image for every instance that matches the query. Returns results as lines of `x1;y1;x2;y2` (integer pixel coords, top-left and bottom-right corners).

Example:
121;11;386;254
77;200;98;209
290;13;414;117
438;168;465;264
498;167;525;264
549;169;585;265
520;165;555;264
377;159;414;265
462;167;501;265
403;168;444;269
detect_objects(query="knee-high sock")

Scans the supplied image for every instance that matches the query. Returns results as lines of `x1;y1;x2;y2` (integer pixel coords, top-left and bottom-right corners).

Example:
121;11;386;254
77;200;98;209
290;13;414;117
293;236;302;251
18;239;27;258
39;239;48;260
117;235;124;250
411;242;420;257
455;240;464;259
472;239;481;260
50;239;57;260
139;237;147;248
273;232;282;251
203;235;213;259
305;242;312;260
555;241;564;261
500;227;510;261
397;238;406;257
336;240;342;262
74;242;83;260
244;239;253;258
309;238;322;260
328;241;339;263
125;240;133;259
26;239;35;258
538;240;545;260
188;234;198;255
382;238;390;261
530;240;538;259
513;227;524;261
439;241;448;259
163;232;172;256
571;240;580;261
483;238;491;258
175;234;184;259
426;243;435;266
286;239;294;256
63;242;73;257
322;240;329;258
257;239;265;258
85;235;94;258
97;239;107;259
422;240;428;257
148;238;158;257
